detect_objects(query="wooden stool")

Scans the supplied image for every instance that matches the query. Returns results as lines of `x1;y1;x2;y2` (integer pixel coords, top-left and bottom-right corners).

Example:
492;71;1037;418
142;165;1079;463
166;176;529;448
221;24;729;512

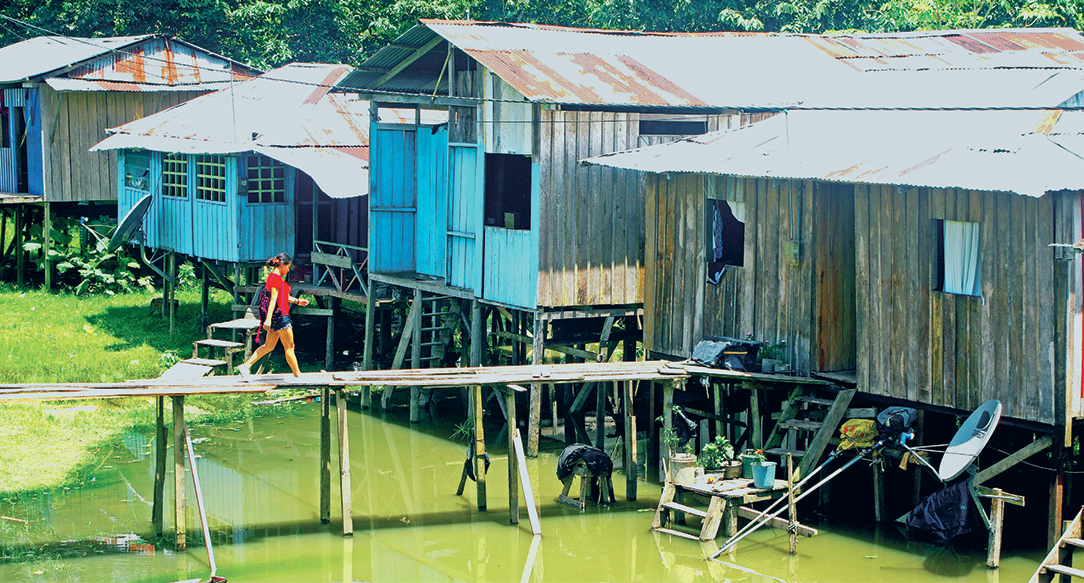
558;460;615;511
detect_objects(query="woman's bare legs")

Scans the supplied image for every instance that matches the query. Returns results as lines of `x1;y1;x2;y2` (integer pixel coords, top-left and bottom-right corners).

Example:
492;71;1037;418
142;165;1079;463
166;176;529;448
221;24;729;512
238;331;281;377
279;327;301;377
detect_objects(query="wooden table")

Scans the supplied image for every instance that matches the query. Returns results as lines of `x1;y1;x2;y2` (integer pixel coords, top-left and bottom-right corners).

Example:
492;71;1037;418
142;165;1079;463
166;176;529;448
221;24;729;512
653;476;790;541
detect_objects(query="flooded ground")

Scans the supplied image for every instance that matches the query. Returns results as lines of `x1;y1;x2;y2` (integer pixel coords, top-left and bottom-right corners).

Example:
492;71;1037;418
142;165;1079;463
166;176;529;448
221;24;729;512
0;398;1050;582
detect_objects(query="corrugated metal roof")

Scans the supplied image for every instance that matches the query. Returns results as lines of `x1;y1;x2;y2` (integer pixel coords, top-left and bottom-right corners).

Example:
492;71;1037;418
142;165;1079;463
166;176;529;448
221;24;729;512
339;21;1084;110
583;109;1084;197
92;63;373;198
46;78;236;93
0;35;153;83
0;35;257;86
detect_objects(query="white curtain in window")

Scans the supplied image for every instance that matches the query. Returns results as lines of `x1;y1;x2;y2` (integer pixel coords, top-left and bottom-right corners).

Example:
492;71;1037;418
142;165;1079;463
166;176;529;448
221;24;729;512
944;220;981;296
727;201;746;224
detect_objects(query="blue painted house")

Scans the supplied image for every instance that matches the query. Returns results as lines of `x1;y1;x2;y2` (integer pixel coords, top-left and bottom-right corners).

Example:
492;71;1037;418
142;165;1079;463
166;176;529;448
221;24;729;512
94;63;373;269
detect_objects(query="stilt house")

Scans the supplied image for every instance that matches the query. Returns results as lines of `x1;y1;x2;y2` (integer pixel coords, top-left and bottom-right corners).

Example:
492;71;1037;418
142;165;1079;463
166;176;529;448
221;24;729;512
0;34;258;285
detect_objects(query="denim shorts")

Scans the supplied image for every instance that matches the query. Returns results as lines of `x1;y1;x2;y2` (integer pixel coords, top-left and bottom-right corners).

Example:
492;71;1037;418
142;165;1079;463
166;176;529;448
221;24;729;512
271;313;292;331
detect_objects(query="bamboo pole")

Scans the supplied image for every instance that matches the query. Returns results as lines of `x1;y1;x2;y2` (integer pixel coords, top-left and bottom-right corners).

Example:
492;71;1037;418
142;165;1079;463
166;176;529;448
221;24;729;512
337;388;353;536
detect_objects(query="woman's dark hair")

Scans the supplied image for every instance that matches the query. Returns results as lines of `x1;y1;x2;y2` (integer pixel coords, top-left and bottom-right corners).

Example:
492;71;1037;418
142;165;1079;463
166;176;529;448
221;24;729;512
266;252;293;268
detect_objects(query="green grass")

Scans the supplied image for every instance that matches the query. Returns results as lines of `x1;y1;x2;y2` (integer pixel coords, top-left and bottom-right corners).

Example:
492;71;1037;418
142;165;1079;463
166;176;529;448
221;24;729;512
0;283;306;496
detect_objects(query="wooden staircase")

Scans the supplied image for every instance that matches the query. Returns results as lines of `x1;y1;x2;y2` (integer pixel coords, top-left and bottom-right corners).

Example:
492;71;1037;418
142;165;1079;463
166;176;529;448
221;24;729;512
1030;508;1084;582
382;292;458;410
178;317;257;375
762;386;856;479
652;482;726;541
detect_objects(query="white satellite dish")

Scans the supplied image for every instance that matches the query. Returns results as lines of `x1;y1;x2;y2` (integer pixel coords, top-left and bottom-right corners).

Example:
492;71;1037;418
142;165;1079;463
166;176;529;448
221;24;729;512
938;399;1002;482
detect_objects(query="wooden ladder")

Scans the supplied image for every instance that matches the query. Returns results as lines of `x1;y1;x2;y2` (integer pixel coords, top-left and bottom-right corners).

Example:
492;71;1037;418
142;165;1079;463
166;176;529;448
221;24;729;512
1030;507;1084;582
651;483;726;542
763;386;856;479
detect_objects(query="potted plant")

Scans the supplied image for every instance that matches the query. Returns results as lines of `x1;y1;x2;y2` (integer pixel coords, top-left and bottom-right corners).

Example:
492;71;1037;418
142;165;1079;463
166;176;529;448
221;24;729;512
739;449;760;478
758;341;787;373
697;436;740;479
660;413;698;486
750;449;777;489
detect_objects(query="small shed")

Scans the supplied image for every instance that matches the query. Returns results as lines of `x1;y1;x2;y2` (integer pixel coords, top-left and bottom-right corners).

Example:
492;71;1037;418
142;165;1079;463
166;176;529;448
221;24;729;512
93;63;372;268
0;33;258;285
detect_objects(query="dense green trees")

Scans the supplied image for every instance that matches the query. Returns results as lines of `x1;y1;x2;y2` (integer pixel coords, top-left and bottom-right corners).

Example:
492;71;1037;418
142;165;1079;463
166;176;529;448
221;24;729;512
1;0;1081;70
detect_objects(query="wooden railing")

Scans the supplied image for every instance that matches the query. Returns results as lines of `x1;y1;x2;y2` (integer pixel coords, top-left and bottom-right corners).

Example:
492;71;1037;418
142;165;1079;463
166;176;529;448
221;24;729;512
312;240;368;297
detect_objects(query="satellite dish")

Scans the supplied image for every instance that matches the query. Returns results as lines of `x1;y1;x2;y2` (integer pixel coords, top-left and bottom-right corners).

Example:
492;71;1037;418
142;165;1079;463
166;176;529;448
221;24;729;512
938;399;1002;482
108;194;153;253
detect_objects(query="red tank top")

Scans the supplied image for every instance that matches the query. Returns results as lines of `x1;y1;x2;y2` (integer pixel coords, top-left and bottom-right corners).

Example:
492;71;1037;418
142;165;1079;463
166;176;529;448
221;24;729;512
266;272;291;315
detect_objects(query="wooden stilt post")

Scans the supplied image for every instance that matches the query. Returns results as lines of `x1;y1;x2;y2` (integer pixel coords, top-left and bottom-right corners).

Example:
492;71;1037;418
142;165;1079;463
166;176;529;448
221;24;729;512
595;382;606;451
326;297;337;371
473;384;487;510
747;383;762;450
624;380;637;501
152;396;166;537
42;202;51;290
987;487;1005;568
470;300;483;366
873;460;886;522
1049;455;1065;549
713;382;724;441
14;205;24;287
361;291;375;409
663;381;674;480
507;386;519;525
337;388;353;536
320;385;331;524
648;381;658;483
788;453;797;555
172;395;186;551
528;313;545;457
200;263;209;332
410;289;422;423
168;252;176;339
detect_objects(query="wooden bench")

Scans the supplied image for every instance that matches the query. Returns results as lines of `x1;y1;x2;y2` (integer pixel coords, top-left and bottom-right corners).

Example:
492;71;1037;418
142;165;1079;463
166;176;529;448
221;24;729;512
557;460;615;511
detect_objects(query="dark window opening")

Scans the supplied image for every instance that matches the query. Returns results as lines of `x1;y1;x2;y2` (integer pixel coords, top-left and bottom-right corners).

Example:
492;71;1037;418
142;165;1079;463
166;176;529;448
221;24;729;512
484;153;532;230
640;120;708;136
124;151;151;191
707;199;744;284
1;105;9;148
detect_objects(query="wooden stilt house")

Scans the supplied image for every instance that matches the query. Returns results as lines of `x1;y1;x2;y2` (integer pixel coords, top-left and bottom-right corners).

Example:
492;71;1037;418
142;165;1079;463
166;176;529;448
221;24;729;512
588;106;1084;542
92;63;378;368
0;34;258;286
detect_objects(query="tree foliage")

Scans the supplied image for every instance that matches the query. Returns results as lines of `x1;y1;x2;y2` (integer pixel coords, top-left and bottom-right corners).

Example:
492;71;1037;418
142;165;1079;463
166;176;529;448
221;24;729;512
1;0;1081;70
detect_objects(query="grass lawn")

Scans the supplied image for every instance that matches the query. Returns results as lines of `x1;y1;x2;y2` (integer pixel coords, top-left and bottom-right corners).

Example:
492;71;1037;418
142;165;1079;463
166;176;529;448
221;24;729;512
0;283;308;496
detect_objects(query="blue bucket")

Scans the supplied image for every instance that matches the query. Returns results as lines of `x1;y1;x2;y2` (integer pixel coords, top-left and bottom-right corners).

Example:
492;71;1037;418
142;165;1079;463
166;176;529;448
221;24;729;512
751;461;777;489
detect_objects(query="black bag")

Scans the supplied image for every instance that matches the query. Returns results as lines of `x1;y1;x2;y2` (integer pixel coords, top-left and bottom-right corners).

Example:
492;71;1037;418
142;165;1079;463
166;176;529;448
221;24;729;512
877;406;919;436
254;286;277;343
692;336;764;372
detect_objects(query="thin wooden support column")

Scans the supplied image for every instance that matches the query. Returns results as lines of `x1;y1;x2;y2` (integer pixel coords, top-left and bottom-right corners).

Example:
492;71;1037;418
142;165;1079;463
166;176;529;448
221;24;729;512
152;396;167;537
1049;460;1065;549
747;383;762;450
788;453;797;555
647;382;658;483
507;387;519;525
472;384;487;510
873;461;886;522
361;295;375;409
42;202;51;290
662;381;675;480
410;289;422;423
326;297;337;371
320;385;331;524
172;395;186;551
528;314;545;457
713;382;724;441
987;487;1005;568
594;382;606;450
470;300;483;366
168;252;176;338
337;388;353;536
624;380;637;501
14;205;24;287
199;264;210;332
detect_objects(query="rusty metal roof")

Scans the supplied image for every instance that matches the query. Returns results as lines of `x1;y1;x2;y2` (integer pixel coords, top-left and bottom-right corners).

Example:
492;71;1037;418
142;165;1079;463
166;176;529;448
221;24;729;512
339;21;1084;110
583;109;1084;197
0;35;256;86
91;63;373;198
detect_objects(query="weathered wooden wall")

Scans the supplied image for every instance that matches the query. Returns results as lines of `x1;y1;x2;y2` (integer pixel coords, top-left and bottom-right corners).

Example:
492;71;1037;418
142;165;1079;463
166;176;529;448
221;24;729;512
39;87;202;202
537;110;645;308
856;186;1060;424
645;174;818;376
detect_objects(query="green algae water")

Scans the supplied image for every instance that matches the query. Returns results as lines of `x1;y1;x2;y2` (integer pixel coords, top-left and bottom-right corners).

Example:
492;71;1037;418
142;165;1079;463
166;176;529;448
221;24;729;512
0;402;1050;582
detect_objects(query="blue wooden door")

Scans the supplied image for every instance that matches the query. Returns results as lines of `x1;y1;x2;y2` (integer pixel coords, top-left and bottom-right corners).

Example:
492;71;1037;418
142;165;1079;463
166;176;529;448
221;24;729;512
447;143;483;291
370;125;417;273
416;125;448;278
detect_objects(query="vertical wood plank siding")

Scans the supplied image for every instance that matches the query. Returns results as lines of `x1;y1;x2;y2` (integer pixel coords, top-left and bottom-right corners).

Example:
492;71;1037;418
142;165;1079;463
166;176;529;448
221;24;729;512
537;110;644;307
38;88;202;202
369;125;417;273
647;172;1070;425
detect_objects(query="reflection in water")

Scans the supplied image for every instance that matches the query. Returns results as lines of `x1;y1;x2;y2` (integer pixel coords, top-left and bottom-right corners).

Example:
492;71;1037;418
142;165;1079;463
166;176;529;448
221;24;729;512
0;404;1046;582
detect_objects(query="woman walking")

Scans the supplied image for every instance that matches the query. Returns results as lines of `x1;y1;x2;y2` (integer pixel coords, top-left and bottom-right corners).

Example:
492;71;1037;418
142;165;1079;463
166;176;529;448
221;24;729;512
238;253;309;378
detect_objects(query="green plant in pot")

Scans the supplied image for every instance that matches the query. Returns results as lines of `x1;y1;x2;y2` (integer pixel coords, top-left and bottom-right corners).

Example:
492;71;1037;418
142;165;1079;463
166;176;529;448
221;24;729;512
660;410;697;486
758;341;787;373
697;436;740;479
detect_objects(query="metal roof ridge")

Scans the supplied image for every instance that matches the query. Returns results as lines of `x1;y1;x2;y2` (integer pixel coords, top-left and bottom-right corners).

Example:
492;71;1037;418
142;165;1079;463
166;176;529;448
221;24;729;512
419;18;777;37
